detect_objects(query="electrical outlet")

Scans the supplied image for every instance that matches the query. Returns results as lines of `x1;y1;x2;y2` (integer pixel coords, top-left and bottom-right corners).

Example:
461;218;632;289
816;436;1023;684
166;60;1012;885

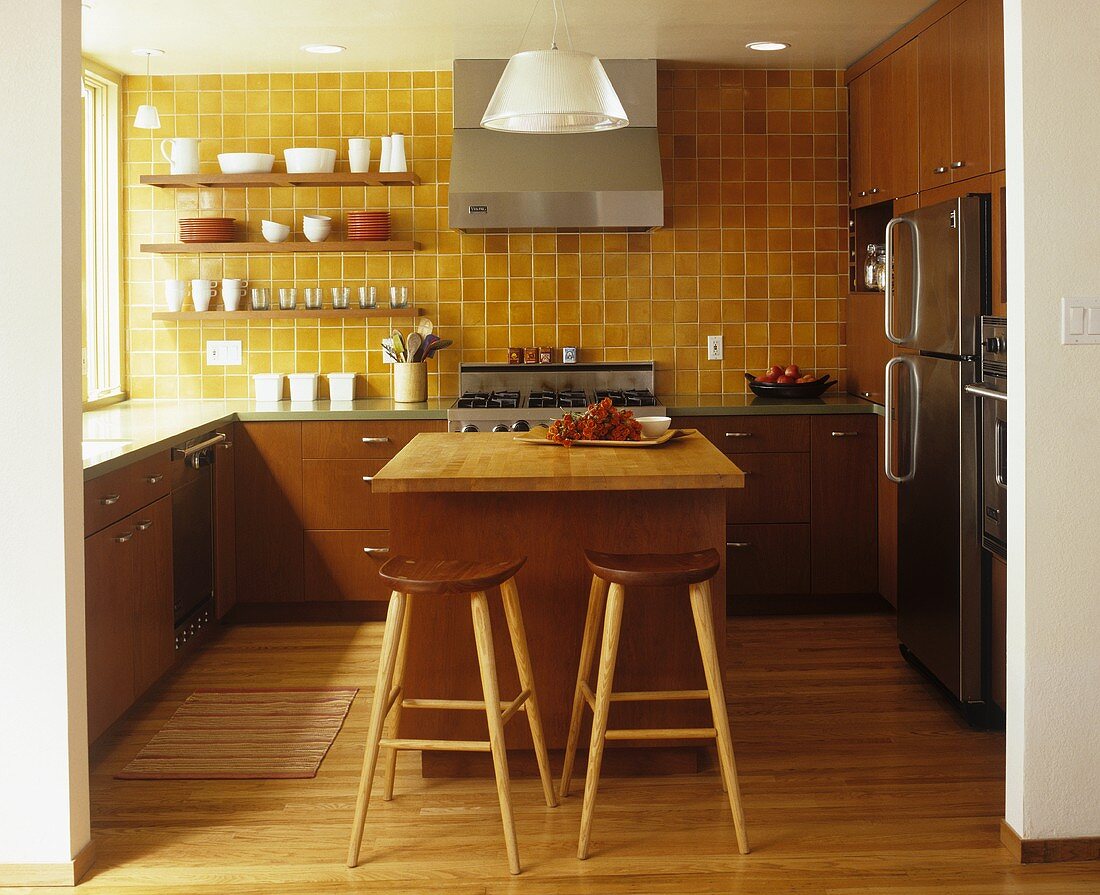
381;338;395;364
206;340;242;366
707;334;724;361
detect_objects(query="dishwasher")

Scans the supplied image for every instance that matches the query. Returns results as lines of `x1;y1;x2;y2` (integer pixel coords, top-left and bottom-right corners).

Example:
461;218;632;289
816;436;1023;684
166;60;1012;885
170;431;225;648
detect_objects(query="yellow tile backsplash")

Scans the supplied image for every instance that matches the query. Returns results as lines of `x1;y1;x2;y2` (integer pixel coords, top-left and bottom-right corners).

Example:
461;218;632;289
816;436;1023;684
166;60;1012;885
121;67;849;400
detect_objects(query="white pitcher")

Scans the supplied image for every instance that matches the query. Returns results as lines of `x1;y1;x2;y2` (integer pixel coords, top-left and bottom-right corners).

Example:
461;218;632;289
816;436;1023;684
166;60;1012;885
160;137;201;175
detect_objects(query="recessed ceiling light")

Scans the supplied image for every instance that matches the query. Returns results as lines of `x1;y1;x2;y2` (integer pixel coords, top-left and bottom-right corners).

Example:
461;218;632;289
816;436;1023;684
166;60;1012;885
746;41;790;52
131;48;166;57
301;44;346;54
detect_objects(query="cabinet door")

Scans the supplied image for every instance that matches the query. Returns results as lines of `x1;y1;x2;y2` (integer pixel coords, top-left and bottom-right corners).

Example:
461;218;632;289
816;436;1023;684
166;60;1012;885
877;415;898;608
867;61;891;201
301;460;390;529
848;72;872;203
85;518;136;742
810;416;878;594
235;423;304;602
918;13;953;190
726;453;810;523
215;426;237;619
949;0;991;180
846;292;890;404
988;0;1005;171
726;524;811;596
883;40;920;198
132;497;174;697
304;531;393;601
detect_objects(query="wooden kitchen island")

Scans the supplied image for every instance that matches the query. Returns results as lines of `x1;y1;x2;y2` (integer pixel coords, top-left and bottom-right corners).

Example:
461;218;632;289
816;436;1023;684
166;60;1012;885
370;430;744;777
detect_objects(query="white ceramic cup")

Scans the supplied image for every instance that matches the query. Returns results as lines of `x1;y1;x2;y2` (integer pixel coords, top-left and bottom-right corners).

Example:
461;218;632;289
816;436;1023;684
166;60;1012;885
191;278;217;312
222;278;248;311
164;278;186;312
160;137;200;175
349;138;372;173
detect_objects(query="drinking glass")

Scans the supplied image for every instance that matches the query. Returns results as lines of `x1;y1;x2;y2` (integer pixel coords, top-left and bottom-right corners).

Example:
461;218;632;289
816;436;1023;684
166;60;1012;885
330;287;350;310
250;287;270;310
278;288;298;310
358;285;377;309
304;287;324;309
389;285;409;309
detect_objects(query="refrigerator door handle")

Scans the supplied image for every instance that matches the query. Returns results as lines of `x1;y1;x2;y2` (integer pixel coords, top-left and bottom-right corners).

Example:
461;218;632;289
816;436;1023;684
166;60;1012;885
885;355;918;483
884;216;920;345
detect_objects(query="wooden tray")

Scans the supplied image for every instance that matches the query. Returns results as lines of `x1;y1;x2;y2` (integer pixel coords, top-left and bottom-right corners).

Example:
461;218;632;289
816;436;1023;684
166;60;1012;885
513;426;696;447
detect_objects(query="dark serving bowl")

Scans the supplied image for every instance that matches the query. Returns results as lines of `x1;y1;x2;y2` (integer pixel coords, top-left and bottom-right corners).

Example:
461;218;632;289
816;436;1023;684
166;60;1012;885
744;372;838;399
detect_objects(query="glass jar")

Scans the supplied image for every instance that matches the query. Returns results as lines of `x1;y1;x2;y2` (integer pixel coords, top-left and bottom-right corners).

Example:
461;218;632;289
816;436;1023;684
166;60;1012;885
863;243;883;291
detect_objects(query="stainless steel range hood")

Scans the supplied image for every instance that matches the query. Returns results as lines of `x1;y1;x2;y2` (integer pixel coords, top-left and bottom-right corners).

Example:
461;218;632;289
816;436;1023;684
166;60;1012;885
449;59;664;232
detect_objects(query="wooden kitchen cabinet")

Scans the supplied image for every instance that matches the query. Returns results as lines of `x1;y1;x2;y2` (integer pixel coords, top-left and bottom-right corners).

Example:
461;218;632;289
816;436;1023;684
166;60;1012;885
879;39;920;200
849;71;872;202
847;292;893;404
877;414;899;608
301;460;390;530
988;0;1005;172
725;453;811;524
131;496;174;697
726;524;811;597
214;424;237;619
918;12;953;191
303;530;393;601
810;416;878;594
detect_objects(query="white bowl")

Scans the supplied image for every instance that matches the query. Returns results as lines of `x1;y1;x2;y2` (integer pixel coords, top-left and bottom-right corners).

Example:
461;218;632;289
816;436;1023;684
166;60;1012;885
284;147;337;174
261;220;291;243
303;221;332;243
302;214;332;223
636;416;672;439
218;152;275;174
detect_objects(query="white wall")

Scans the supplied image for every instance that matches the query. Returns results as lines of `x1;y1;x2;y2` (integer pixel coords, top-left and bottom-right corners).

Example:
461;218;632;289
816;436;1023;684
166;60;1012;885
0;0;90;866
1004;0;1100;840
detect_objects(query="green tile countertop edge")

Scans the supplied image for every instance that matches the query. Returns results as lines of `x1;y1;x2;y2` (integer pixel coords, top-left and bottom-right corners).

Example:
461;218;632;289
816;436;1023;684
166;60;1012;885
83;394;883;480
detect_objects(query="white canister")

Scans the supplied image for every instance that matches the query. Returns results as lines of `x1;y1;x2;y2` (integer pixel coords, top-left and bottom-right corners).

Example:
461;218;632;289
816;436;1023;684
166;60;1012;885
348;138;371;173
288;372;319;402
379;135;393;173
164;278;186;312
253;373;284;402
393;362;427;403
327;372;356;402
389;133;407;173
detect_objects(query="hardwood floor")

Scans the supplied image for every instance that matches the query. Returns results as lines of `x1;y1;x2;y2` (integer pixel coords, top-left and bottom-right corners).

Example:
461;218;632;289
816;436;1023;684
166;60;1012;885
56;614;1100;893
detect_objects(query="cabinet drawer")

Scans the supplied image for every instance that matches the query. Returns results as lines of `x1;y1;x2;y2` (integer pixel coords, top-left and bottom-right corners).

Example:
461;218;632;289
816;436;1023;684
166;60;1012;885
680;416;810;454
304;530;393;601
726;453;810;523
302;420;445;459
726;524;811;596
84;451;171;535
302;460;389;529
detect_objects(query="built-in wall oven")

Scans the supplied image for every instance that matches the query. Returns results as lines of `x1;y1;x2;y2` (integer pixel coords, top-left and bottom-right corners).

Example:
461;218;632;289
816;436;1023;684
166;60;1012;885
966;317;1008;558
170;431;225;647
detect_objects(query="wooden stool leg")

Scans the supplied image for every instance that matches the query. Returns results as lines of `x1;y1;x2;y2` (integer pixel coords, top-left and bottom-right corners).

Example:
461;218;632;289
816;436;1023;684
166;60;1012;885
499;577;558;809
470;590;521;875
347;591;407;868
689;581;750;855
577;582;625;860
560;574;610;799
382;594;413;801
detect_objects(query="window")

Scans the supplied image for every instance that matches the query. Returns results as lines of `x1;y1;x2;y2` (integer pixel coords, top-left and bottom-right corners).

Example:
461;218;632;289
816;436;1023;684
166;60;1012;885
82;64;123;405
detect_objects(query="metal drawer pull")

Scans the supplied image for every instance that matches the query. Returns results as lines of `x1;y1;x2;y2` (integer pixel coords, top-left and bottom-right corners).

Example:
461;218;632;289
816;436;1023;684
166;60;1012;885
831;431;859;437
950;161;966;169
99;493;121;505
860;391;874;398
114;531;134;543
135;520;153;531
220;441;234;449
725;432;752;438
869;187;880;194
144;473;164;484
361;475;374;482
361;436;391;444
363;547;390;555
726;542;751;548
858;190;867;197
934;166;948;174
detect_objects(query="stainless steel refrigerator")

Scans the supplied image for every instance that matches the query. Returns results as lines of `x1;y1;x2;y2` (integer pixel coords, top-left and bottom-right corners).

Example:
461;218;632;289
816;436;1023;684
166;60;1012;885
883;195;991;720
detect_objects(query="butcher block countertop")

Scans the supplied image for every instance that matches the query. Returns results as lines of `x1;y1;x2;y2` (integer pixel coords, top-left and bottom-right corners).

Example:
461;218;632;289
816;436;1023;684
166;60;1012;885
371;430;745;493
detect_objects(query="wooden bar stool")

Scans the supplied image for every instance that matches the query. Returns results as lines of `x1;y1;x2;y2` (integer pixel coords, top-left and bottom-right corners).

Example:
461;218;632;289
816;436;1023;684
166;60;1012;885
346;555;557;876
560;547;750;859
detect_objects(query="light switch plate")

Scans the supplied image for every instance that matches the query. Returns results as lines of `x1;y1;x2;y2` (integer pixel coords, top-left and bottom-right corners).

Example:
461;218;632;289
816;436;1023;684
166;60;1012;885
707;334;724;361
206;340;242;365
1061;297;1100;344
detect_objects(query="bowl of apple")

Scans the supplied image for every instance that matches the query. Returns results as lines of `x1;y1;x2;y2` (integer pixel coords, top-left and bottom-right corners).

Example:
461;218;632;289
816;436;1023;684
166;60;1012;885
745;364;837;399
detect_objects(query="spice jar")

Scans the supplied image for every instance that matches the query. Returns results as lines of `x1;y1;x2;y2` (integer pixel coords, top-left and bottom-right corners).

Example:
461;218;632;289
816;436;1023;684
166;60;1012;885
538;346;553;364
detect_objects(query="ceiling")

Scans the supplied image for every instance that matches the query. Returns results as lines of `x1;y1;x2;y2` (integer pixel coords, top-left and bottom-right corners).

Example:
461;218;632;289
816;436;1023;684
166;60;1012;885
82;0;931;75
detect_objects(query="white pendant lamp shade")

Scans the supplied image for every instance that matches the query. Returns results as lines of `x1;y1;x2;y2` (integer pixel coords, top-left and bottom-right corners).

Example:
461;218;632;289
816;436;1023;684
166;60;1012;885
481;49;628;134
134;104;161;129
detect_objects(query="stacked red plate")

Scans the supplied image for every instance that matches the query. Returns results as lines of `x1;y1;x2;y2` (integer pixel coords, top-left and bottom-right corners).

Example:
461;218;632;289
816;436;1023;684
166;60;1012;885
346;210;391;241
179;217;236;243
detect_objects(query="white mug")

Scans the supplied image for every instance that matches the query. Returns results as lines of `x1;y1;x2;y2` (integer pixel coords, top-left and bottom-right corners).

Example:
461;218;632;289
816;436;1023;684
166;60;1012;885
348;138;371;173
191;278;217;312
160;137;201;175
379;135;393;173
164;278;186;312
222;278;248;312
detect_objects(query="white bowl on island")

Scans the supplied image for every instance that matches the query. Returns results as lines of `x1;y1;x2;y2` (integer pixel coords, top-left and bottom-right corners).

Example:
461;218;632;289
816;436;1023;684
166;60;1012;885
636;416;672;438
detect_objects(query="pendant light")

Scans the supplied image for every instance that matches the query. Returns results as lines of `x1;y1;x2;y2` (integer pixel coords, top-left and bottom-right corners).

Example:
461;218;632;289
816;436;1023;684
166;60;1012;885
132;48;164;130
481;0;627;134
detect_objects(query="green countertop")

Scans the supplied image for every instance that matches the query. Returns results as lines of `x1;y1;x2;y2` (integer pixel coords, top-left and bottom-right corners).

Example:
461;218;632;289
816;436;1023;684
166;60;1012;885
83;394;881;479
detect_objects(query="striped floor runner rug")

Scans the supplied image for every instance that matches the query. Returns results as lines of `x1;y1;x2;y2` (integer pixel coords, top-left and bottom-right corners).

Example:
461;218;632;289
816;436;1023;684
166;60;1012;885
117;688;358;780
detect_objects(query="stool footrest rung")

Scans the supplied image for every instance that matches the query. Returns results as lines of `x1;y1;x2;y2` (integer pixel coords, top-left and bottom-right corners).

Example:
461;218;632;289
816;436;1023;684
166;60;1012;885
379;737;491;753
400;697;517;711
603;727;717;741
578;681;711;710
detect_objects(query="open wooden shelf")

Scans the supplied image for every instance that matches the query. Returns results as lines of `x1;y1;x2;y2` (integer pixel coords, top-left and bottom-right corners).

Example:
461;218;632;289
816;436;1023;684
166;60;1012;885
141;240;419;254
152;307;423;322
139;172;420;189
